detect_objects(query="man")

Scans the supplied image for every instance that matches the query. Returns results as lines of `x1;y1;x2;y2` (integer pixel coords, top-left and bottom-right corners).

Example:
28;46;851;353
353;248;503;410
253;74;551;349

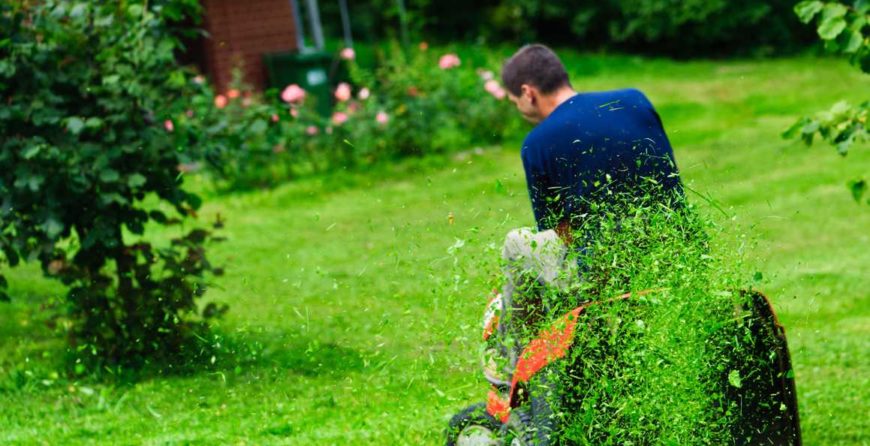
497;44;682;336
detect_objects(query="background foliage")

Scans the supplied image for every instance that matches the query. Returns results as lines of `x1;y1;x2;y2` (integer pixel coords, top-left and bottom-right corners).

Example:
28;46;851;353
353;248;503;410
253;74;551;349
320;0;815;57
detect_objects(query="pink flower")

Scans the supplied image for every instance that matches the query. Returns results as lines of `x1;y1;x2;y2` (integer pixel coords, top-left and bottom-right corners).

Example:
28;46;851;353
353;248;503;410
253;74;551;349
281;84;306;104
271;114;279;122
193;75;205;85
326;126;334;135
334;82;352;102
290;108;299;118
478;69;494;81
227;89;240;99
164;119;174;132
214;94;228;109
484;79;506;99
332;111;348;125
241;97;252;107
185;109;194;118
358;87;370;100
306;125;319;136
376;111;389;125
340;47;355;60
348;102;361;113
438;53;461;70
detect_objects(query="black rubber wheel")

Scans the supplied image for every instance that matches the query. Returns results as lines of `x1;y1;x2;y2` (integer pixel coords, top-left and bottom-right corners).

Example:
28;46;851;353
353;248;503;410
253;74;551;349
529;393;555;446
446;402;503;446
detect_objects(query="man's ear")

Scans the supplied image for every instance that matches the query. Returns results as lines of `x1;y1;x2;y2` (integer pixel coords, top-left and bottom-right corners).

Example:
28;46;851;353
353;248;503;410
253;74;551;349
521;84;537;104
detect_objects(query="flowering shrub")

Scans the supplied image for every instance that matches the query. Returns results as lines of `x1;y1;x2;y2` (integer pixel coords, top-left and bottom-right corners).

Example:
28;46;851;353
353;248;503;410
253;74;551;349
186;43;518;189
349;44;516;159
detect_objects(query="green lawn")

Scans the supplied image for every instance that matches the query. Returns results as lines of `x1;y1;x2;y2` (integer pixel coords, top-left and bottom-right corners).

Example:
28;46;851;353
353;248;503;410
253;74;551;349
1;53;868;445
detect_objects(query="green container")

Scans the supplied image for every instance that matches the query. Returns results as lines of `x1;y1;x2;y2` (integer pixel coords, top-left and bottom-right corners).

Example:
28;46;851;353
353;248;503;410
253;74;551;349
263;51;334;117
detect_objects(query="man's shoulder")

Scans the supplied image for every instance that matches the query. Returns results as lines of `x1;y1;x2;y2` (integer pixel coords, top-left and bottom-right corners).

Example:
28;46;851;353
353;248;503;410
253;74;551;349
593;88;651;106
521;122;557;161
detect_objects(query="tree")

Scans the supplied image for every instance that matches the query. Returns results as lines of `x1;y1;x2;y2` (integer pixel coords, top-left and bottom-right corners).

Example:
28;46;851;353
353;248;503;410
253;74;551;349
785;1;869;204
0;0;225;373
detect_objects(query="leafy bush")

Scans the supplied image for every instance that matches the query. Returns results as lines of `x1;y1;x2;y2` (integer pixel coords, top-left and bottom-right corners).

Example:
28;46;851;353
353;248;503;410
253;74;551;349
190;44;518;190
0;1;225;373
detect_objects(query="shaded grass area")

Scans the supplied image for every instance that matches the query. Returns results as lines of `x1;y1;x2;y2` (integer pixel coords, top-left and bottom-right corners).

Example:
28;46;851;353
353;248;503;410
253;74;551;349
0;54;868;444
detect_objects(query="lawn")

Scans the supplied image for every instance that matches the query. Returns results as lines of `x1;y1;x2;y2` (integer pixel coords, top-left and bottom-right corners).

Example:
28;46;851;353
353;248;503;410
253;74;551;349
1;52;868;445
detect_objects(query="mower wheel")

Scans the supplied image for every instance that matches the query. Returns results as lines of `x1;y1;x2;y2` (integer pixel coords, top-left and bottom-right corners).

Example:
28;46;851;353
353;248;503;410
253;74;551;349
446;403;503;446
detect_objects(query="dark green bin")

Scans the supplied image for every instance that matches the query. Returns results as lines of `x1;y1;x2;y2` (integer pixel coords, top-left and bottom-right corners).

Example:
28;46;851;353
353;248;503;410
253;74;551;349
262;51;334;117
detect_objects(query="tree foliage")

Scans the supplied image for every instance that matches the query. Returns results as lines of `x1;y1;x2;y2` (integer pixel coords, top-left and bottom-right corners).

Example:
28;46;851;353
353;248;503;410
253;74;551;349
0;0;225;372
785;0;868;204
321;0;814;57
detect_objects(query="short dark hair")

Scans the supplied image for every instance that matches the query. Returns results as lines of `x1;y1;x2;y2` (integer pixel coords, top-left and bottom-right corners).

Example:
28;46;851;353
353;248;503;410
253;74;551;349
501;44;571;97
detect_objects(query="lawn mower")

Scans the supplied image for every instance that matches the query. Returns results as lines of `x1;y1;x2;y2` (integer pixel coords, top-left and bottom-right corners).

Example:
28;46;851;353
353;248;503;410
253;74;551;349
446;288;802;446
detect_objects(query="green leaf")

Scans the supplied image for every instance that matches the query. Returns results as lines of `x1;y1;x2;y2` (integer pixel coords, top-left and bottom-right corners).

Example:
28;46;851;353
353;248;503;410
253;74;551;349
149;210;168;224
836;140;851;156
69;3;88;18
43;217;64;239
66;117;85;135
168;71;186;88
783;117;809;139
829;100;851;115
100;169;120;183
85;117;103;129
818;16;847;40
801;120;820;136
249;119;268;134
128;173;147;188
728;370;742;388
186;193;203;210
21;144;42;160
843;30;863;53
848;179;867;203
794;1;823;23
821;2;848;20
103;74;120;86
127;4;144;17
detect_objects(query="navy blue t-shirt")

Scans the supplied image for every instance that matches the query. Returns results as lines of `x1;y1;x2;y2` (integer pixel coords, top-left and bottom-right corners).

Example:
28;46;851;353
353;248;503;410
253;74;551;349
521;88;682;230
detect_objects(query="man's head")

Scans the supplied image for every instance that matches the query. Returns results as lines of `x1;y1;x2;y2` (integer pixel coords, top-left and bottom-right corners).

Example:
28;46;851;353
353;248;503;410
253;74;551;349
501;44;573;123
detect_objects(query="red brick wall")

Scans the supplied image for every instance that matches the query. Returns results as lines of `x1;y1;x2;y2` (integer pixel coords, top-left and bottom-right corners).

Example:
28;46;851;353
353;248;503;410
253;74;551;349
201;0;298;92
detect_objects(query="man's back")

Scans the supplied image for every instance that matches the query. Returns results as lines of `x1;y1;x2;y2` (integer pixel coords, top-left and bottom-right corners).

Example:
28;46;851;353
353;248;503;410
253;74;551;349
521;88;681;230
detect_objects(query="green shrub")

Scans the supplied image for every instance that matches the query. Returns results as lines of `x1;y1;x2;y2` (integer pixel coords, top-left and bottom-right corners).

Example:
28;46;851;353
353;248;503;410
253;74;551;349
0;0;224;373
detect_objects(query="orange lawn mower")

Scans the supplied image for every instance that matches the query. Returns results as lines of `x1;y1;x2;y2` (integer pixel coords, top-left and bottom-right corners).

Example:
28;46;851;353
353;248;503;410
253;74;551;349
445;289;802;446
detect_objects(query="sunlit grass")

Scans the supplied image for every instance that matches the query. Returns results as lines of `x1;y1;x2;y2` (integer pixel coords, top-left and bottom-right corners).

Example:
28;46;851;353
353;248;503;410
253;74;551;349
0;54;867;445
